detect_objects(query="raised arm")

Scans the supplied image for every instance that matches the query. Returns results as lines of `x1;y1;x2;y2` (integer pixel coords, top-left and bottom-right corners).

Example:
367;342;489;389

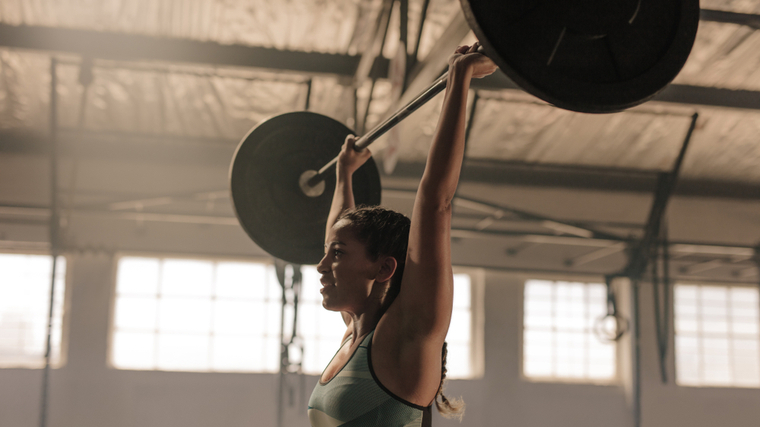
392;44;497;338
325;135;372;236
325;135;372;328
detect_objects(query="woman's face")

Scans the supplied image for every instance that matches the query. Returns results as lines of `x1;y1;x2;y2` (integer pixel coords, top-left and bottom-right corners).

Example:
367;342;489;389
316;219;379;313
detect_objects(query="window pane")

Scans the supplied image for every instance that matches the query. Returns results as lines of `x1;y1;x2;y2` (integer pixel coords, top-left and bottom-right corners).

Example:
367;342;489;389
265;266;281;302
157;333;210;371
112;331;155;369
212;335;262;371
114;296;157;331
298;265;347;376
262;336;280;372
161;259;214;297
300;268;323;304
214;300;263;335
116;257;159;295
158;297;212;334
452;274;471;309
448;309;471;345
214;262;264;299
0;254;66;368
445;342;470;379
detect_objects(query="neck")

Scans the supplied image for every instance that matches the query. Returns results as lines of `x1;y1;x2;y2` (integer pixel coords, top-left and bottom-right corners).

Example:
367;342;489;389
348;298;387;344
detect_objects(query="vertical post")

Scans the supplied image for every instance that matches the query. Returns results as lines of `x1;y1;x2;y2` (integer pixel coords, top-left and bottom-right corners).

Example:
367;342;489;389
304;78;312;111
398;0;409;92
411;0;431;64
632;279;641;427
754;244;760;329
623;113;698;427
40;57;59;427
276;261;303;427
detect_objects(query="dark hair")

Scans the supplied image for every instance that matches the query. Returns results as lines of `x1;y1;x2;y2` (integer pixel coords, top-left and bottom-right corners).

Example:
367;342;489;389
336;205;411;297
336;205;464;418
435;342;465;419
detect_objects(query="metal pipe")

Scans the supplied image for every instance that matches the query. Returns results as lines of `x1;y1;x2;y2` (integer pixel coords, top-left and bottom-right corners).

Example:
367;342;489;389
39;57;60;427
700;9;760;30
632;279;641;427
412;0;431;62
625;113;699;278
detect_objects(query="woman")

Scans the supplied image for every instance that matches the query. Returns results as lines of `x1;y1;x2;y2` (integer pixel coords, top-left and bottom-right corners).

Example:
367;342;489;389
308;43;497;426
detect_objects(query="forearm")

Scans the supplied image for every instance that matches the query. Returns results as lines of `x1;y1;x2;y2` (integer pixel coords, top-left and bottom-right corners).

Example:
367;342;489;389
325;169;355;237
418;66;473;206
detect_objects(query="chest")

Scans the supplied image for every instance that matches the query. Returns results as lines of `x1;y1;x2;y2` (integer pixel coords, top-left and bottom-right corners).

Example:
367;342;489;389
320;339;358;383
308;334;425;427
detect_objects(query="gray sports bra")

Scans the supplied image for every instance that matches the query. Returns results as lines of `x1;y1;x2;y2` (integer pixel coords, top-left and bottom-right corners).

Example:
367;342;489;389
307;330;431;426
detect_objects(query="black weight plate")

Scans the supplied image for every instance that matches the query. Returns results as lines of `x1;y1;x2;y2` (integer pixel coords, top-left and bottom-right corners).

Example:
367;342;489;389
230;112;382;265
460;0;700;113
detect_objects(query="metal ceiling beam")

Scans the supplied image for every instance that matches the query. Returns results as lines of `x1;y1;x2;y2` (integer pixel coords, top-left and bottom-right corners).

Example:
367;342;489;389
389;159;760;200
700;9;760;29
2;22;760;111
652;84;760;111
0;23;389;78
2;129;759;200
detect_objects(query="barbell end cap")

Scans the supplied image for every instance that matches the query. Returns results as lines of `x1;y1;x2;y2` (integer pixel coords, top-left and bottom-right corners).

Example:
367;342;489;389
299;170;326;198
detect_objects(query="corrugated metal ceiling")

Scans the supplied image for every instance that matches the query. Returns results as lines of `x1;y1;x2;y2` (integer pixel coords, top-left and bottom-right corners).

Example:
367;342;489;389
0;0;759;186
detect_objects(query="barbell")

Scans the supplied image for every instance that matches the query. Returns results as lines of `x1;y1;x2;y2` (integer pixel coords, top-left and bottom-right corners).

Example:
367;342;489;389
230;0;700;265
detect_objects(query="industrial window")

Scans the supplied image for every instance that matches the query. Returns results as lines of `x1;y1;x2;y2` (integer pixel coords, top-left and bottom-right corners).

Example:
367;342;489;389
298;269;481;379
112;255;481;377
111;256;281;372
674;283;760;388
522;279;616;382
0;254;67;368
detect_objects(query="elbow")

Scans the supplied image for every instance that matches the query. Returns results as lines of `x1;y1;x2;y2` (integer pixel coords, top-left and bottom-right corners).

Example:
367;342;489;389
418;178;456;211
416;191;454;213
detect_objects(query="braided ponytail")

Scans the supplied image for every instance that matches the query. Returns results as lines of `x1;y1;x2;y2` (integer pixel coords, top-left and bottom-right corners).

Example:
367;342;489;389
434;342;465;420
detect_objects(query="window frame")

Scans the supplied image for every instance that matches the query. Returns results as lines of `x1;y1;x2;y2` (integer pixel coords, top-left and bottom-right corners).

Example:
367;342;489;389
518;274;620;386
673;281;760;389
107;251;279;373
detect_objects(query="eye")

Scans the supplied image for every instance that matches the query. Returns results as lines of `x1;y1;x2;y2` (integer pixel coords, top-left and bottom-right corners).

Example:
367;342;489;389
333;249;343;257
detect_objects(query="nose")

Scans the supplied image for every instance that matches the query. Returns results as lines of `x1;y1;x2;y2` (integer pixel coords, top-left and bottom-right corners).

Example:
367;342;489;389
316;252;330;274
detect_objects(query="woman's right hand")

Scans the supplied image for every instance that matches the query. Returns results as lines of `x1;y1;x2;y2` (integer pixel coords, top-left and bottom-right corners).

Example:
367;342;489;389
337;135;372;176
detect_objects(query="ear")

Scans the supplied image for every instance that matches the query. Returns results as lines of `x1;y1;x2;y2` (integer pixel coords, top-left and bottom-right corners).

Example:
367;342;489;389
374;256;398;283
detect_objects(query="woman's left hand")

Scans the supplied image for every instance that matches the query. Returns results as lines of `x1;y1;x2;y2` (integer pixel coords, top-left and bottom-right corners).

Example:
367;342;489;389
448;42;498;79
